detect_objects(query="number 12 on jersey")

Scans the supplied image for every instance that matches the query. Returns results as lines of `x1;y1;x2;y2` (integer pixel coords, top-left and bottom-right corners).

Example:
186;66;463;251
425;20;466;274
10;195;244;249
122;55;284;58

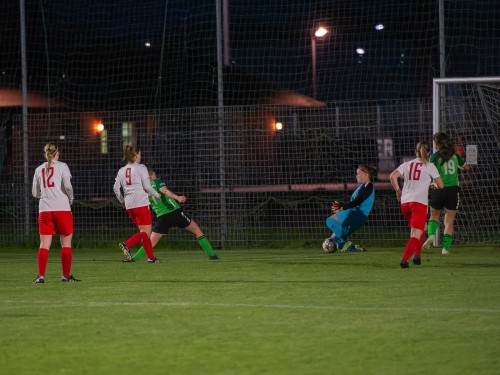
41;167;55;188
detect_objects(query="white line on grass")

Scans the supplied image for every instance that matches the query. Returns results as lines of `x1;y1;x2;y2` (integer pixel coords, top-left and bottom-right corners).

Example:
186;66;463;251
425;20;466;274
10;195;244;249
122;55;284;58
2;300;500;314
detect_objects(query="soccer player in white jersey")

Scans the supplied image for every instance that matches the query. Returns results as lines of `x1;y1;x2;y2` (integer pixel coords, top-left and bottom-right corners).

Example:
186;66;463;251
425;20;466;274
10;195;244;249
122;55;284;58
390;141;444;268
32;143;78;283
113;145;161;263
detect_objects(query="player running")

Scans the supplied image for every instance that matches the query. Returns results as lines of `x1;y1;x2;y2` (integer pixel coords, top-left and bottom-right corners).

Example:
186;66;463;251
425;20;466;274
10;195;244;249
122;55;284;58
113;145;161;263
32;143;79;283
390;141;443;268
123;167;219;262
423;132;471;254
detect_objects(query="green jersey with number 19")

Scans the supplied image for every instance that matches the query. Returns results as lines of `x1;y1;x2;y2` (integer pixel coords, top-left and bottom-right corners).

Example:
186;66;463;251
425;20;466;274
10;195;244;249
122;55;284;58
148;178;181;216
430;152;466;187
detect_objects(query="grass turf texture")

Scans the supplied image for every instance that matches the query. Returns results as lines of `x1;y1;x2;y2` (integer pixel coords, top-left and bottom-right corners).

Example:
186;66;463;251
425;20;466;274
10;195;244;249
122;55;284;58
1;245;499;375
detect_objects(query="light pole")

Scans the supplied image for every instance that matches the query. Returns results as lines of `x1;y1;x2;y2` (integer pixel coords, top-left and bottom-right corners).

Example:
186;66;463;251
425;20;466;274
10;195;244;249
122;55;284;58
311;26;328;98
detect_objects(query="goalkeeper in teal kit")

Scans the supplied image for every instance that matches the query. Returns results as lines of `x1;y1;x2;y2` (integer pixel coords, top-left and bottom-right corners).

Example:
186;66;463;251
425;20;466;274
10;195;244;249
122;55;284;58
322;165;376;253
125;168;219;262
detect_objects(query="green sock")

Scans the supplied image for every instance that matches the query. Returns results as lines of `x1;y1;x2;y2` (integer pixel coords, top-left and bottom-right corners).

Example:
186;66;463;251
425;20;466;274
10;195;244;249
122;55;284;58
442;233;453;250
197;235;214;257
428;220;439;237
132;246;146;260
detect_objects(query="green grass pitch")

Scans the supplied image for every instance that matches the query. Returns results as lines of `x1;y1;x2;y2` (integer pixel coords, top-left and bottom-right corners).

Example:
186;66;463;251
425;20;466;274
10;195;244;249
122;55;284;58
1;245;499;375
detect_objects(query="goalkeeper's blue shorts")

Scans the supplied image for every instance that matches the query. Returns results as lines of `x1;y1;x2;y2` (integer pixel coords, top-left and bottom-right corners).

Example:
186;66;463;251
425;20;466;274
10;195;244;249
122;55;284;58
326;208;367;243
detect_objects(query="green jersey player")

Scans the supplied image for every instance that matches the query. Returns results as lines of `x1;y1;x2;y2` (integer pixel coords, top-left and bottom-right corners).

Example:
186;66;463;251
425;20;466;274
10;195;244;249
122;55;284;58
124;168;219;262
424;132;471;254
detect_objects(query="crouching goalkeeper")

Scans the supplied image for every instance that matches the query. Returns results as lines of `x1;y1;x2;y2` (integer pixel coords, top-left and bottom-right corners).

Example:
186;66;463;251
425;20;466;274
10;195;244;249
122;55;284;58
323;165;376;253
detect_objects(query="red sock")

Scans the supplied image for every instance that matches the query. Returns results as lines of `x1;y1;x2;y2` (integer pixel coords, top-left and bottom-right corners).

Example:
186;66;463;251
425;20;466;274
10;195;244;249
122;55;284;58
139;232;154;259
37;248;49;276
125;232;145;248
414;233;425;256
61;247;72;278
402;237;420;261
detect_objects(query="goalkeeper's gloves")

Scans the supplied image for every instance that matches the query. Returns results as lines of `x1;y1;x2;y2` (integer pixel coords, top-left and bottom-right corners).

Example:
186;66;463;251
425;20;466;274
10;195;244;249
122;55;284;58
331;201;341;212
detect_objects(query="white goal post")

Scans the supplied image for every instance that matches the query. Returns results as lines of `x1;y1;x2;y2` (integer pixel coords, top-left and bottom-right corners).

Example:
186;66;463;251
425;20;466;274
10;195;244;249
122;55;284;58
432;76;500;245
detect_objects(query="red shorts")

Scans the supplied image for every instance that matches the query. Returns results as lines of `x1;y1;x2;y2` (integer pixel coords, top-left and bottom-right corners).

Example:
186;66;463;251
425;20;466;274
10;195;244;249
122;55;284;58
400;202;428;231
38;211;74;236
127;206;152;226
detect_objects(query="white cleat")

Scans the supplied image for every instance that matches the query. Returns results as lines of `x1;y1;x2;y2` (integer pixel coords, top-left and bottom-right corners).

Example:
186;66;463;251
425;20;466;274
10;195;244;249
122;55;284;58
441;248;449;255
423;235;434;249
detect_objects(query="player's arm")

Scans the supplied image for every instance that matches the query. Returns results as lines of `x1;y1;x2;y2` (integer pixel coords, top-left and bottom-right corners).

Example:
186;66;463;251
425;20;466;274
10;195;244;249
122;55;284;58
62;176;74;205
341;182;373;210
456;153;471;171
62;165;74;205
434;176;444;189
430;164;444;189
159;186;186;204
140;166;160;199
389;169;402;202
113;175;124;205
32;171;41;199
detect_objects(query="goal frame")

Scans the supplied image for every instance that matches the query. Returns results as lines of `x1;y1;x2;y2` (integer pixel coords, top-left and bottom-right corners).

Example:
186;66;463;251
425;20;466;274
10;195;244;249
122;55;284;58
433;76;500;137
432;76;500;246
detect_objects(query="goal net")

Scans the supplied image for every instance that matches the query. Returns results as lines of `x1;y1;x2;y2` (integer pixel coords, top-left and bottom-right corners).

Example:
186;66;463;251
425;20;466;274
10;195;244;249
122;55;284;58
433;77;500;244
1;2;499;247
8;101;434;248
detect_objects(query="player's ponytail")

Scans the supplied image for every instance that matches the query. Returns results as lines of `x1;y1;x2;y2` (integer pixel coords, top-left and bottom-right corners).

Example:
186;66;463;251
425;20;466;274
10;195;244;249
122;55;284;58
123;145;140;163
433;132;454;163
416;141;430;163
44;143;58;169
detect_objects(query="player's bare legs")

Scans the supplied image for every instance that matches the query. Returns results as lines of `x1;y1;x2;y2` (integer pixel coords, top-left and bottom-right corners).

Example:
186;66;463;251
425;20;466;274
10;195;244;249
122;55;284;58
39;234;53;250
150;232;163;247
183;220;203;237
60;233;73;248
443;210;457;236
138;224;152;237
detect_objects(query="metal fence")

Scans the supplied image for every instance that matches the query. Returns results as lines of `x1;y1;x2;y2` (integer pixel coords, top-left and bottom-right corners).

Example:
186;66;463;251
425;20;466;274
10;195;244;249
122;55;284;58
1;99;499;247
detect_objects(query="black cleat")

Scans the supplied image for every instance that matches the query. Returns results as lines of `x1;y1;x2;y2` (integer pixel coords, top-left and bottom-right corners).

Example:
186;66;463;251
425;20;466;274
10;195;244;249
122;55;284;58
209;255;220;260
400;261;410;269
119;242;132;260
122;258;135;263
413;256;421;265
33;275;45;284
147;257;159;263
61;275;81;282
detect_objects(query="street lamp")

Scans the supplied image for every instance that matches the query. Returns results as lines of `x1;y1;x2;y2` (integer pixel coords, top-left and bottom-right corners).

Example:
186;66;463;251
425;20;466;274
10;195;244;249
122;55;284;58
311;26;328;98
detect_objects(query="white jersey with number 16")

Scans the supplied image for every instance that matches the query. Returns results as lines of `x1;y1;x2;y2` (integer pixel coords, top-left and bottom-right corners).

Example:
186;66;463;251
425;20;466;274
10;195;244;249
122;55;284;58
396;158;440;205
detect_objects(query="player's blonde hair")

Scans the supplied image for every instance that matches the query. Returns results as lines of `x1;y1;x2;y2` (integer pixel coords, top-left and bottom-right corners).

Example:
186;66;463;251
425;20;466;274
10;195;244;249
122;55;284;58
123;145;140;163
43;142;59;168
416;141;430;163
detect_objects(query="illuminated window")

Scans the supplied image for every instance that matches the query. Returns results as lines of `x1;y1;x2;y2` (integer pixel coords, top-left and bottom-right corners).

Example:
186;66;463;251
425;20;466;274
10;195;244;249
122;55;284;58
100;129;108;154
122;122;136;146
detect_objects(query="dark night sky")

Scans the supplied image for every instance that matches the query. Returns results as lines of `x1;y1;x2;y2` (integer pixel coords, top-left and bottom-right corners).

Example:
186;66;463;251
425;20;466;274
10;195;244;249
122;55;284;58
1;0;498;110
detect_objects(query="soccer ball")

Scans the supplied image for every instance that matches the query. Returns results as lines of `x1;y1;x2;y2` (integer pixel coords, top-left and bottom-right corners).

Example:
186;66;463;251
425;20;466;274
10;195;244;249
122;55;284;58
322;238;337;253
